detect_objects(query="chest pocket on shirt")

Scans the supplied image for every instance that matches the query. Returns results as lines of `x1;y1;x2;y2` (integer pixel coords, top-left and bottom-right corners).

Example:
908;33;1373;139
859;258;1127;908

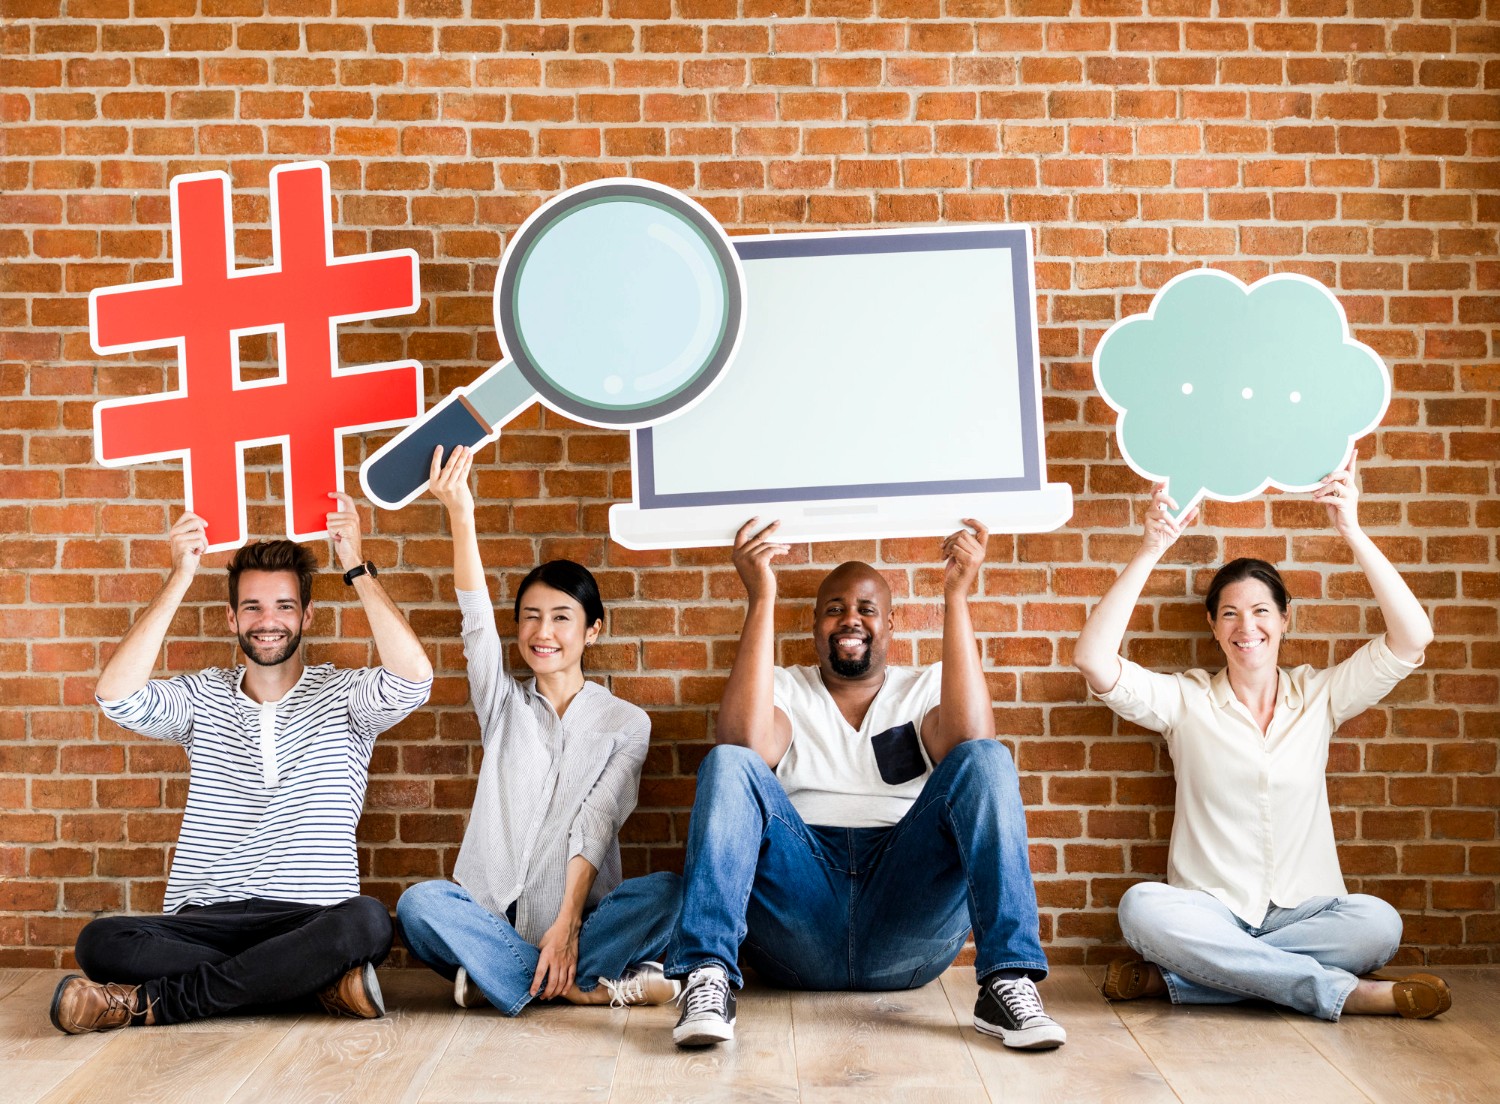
871;722;925;786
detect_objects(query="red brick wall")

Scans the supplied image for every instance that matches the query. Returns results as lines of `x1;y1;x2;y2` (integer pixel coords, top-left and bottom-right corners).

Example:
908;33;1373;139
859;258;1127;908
2;2;1496;968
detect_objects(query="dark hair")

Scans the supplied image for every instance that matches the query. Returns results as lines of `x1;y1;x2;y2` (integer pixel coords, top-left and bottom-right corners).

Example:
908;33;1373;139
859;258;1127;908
514;560;605;628
1205;558;1291;618
227;540;317;609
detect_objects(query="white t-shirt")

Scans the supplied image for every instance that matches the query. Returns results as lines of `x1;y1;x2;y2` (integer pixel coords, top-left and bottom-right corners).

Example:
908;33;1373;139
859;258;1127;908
772;663;944;828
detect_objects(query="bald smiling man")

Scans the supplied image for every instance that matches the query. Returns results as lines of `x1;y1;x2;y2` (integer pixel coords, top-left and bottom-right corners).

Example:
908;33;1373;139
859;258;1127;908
663;519;1065;1052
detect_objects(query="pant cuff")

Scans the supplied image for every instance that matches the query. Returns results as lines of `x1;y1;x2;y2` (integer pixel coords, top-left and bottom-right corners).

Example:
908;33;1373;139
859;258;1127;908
664;958;741;989
1326;974;1358;1022
974;958;1050;982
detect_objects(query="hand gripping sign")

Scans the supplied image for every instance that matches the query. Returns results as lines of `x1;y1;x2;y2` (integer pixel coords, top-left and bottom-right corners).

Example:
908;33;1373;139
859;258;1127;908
359;179;746;510
1092;270;1390;518
90;161;423;552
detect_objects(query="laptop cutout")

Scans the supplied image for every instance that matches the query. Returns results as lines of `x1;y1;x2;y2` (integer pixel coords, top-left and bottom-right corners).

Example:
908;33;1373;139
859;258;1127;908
609;226;1073;550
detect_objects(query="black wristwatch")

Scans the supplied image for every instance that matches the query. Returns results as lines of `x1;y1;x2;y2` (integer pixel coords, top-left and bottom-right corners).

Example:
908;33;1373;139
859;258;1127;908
342;560;378;586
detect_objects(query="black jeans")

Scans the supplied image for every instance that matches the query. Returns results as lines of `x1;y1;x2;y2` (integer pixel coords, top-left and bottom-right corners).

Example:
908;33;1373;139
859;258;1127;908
74;896;392;1025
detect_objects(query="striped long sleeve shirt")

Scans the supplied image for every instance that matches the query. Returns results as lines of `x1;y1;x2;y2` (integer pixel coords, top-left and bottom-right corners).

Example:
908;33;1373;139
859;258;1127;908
99;664;431;914
451;588;650;944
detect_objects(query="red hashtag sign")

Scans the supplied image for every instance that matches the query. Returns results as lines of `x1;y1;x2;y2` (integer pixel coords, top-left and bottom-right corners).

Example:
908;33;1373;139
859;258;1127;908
90;160;423;551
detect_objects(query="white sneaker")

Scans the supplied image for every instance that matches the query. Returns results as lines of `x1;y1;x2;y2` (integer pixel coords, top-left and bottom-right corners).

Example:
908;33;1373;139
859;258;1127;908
672;965;736;1047
600;961;681;1008
453;966;485;1009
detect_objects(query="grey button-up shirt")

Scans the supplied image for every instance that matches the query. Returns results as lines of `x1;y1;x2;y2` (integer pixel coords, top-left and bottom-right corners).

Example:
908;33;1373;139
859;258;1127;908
450;588;650;942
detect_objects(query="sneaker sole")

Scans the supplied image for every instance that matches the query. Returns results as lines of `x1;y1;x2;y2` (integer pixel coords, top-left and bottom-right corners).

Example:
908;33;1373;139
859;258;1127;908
973;1015;1067;1050
673;1020;735;1047
49;974;83;1035
453;966;482;1009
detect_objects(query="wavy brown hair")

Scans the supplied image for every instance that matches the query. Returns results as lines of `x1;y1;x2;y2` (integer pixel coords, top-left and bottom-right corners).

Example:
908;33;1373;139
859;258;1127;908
227;540;317;609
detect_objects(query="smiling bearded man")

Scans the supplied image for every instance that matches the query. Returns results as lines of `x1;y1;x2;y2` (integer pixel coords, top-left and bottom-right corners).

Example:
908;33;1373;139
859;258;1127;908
50;501;432;1035
660;517;1065;1053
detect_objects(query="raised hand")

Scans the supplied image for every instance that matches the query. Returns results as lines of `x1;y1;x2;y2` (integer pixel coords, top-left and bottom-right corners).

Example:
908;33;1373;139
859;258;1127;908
942;518;989;598
428;444;476;523
1139;483;1197;561
325;491;364;571
168;511;207;580
1311;456;1360;537
731;517;789;603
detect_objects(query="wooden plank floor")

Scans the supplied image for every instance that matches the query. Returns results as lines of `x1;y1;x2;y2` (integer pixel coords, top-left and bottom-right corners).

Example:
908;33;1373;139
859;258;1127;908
4;967;1496;1103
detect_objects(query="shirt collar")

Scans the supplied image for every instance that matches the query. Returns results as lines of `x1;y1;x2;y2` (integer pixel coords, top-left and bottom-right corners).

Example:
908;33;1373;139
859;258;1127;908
234;664;310;709
1209;667;1301;713
522;676;599;718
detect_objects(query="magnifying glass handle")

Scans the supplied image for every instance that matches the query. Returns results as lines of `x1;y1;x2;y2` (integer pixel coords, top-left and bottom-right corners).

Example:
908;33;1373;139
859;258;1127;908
360;359;536;510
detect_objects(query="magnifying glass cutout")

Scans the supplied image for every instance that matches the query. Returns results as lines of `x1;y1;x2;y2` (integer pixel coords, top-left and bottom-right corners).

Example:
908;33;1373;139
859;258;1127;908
361;179;746;510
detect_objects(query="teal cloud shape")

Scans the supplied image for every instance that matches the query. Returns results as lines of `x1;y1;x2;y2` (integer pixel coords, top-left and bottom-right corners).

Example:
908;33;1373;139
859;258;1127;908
1093;270;1390;516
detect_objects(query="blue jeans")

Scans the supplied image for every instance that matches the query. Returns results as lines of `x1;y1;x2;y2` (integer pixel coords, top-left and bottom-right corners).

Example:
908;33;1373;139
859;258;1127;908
665;740;1048;990
396;872;682;1016
1118;881;1403;1021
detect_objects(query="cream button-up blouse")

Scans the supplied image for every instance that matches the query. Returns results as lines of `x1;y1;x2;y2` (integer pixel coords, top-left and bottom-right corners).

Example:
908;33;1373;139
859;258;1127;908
1095;634;1421;926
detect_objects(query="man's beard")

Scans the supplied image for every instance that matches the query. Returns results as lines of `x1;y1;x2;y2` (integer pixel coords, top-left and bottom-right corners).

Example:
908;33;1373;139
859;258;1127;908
827;634;872;678
238;628;302;667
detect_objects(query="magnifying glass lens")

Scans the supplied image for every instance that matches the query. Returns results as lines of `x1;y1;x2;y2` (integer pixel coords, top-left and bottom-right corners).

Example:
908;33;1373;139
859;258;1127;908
512;198;728;411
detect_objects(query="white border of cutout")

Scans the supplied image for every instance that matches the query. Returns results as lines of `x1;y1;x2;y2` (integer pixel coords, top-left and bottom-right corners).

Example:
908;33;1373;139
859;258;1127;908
90;160;424;552
1090;268;1391;515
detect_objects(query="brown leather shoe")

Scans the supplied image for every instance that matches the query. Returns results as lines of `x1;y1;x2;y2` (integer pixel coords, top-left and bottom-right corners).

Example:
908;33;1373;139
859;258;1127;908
1371;972;1452;1019
316;963;385;1019
1101;958;1164;1001
50;975;149;1035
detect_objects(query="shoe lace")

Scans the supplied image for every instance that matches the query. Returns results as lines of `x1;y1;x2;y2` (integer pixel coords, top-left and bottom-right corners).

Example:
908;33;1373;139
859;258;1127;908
602;973;646;1009
677;970;729;1017
994;977;1046;1024
99;983;150;1026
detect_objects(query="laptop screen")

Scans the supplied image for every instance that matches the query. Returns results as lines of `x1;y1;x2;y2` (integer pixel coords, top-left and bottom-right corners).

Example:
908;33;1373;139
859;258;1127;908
634;228;1041;509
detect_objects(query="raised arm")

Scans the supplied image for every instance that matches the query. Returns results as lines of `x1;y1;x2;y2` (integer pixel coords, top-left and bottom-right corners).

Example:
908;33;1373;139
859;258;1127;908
430;445;486;593
431;445;521;733
716;518;793;768
1313;458;1432;664
327;492;433;683
96;511;204;701
921;519;995;763
1074;484;1198;694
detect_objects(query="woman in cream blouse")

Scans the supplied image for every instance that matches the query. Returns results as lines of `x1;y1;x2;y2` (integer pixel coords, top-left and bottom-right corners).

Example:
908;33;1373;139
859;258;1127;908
1074;461;1448;1021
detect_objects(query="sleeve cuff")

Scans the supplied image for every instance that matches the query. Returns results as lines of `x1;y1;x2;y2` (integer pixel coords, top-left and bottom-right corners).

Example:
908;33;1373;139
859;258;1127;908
374;667;434;699
569;830;611;871
456;586;495;623
1091;657;1135;704
97;685;150;714
1367;632;1424;678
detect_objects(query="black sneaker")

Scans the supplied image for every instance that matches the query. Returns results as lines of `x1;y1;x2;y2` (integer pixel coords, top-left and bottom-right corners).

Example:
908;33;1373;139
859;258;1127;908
672;965;736;1047
973;975;1067;1049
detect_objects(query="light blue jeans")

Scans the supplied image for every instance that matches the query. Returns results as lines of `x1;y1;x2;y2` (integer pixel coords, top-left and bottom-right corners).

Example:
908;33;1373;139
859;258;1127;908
1118;881;1403;1021
396;873;682;1016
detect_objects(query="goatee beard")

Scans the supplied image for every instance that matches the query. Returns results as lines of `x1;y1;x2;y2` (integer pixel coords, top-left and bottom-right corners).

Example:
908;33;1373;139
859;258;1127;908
828;636;872;678
239;630;301;667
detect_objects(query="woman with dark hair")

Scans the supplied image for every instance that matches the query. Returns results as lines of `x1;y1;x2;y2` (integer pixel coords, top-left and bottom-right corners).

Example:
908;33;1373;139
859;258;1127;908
396;446;682;1015
1074;461;1448;1021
